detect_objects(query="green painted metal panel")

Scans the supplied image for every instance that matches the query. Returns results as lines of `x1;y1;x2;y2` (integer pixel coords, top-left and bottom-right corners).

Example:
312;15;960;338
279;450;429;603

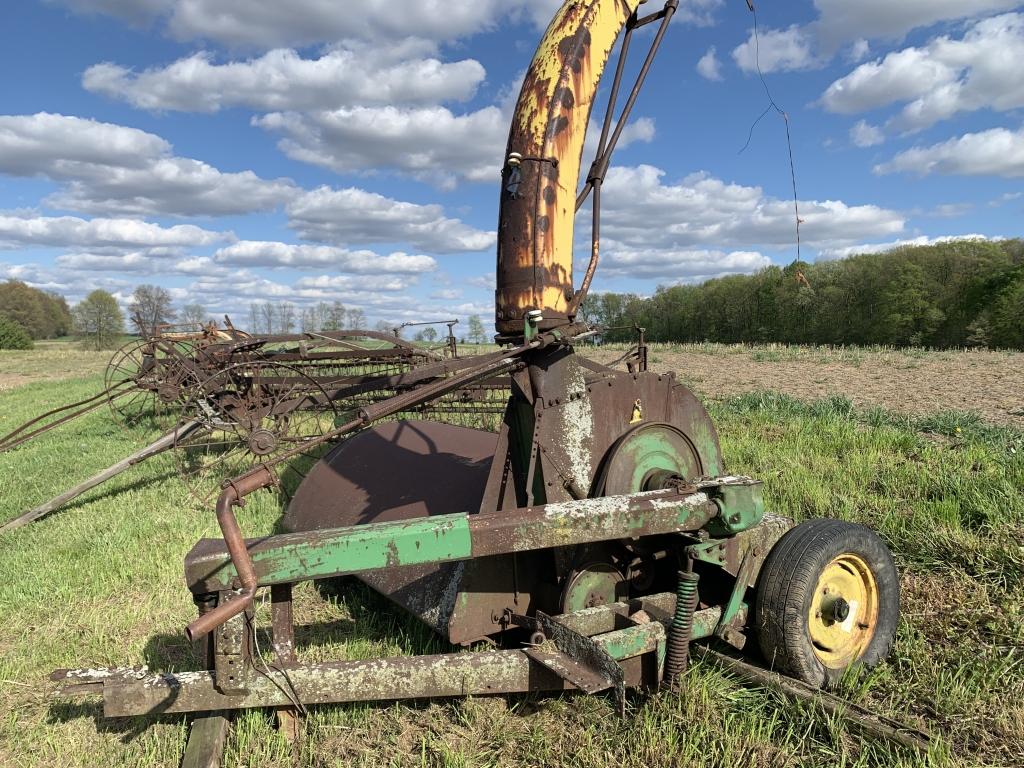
210;514;474;589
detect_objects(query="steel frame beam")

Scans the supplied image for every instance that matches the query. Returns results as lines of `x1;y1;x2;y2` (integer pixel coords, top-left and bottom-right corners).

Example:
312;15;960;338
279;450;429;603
53;595;731;718
182;476;763;596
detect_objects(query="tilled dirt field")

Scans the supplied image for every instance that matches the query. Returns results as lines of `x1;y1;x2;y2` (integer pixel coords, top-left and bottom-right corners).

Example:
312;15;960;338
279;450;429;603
585;344;1024;428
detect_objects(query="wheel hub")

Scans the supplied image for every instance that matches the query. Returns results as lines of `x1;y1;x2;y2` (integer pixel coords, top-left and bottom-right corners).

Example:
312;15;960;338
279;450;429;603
157;384;179;403
247;428;279;456
808;553;879;669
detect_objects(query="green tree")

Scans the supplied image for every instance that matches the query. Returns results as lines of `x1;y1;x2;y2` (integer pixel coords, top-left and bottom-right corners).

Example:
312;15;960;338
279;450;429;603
879;262;945;346
0;316;33;349
73;290;124;350
467;314;487;344
988;271;1024;348
0;280;72;339
583;239;1024;350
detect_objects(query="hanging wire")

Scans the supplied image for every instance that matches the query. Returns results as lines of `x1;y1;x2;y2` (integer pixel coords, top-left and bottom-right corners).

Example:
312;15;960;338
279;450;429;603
739;0;804;265
247;590;308;715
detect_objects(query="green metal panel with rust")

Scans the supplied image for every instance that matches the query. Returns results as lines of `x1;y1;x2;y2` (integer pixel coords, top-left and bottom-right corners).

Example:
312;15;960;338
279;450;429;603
184;481;764;594
707;481;767;536
188;515;474;593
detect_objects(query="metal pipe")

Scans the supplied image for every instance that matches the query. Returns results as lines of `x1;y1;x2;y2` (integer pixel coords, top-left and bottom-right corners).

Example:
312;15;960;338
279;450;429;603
576;13;635;213
0;381;133;453
572;180;602;317
185;466;274;641
1;421;205;535
569;0;678;316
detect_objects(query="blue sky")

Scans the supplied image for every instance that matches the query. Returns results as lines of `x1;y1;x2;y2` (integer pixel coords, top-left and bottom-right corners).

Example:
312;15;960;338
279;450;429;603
1;0;1021;332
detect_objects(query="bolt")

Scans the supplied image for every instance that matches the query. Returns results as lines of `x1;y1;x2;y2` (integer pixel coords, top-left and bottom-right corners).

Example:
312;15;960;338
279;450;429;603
831;596;851;623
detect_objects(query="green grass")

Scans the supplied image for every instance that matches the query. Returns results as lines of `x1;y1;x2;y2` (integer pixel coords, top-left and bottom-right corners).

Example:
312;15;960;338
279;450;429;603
0;351;1022;767
0;341;114;388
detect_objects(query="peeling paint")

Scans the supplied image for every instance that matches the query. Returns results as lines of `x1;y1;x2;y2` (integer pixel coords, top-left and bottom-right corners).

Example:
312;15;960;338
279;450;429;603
559;362;594;493
648;493;709;511
420;563;466;632
543;494;631;521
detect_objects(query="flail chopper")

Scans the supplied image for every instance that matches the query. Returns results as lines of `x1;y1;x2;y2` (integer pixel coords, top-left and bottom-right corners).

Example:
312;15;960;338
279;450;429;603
53;1;903;762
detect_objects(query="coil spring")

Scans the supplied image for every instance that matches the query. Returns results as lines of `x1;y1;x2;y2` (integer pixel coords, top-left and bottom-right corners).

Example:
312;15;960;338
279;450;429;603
664;570;700;687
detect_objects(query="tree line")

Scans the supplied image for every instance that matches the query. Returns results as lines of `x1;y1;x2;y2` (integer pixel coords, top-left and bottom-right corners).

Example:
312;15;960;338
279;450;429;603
4;239;1021;352
1;280;481;350
0;281;73;344
581;239;1024;350
247;301;367;335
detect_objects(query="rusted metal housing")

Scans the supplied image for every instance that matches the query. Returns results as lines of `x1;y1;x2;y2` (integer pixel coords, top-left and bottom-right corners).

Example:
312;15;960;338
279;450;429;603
283;349;727;645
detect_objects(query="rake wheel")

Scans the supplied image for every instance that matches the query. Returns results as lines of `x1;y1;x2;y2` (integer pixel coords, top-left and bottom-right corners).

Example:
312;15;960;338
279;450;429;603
171;360;339;504
104;338;201;429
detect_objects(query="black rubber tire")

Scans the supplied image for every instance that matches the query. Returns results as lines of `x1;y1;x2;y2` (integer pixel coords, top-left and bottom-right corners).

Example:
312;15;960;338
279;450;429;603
753;518;900;688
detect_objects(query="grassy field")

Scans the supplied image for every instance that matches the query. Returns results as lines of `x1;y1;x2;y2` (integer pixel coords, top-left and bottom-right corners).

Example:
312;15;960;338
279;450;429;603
0;342;1022;767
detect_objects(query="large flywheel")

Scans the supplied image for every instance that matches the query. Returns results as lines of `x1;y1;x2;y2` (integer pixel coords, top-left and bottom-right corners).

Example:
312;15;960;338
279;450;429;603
595;422;705;496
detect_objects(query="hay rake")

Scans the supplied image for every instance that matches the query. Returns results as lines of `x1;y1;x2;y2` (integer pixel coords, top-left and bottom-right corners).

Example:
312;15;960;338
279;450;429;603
0;324;502;531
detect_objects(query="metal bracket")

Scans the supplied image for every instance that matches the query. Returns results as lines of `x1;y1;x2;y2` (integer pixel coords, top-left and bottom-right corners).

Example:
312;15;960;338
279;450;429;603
213;591;252;695
525;611;627;715
714;548;758;648
687;538;729;566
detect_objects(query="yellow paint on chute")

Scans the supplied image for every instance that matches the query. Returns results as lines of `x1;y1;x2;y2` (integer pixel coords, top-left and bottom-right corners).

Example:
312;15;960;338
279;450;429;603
496;0;643;335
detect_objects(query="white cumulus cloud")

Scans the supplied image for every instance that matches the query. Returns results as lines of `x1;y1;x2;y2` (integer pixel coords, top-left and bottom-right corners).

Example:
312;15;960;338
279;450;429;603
54;0;723;48
850;120;884;148
733;25;816;73
83;44;486;112
596;244;770;281
822;13;1024;133
254;105;506;188
696;47;723;81
0;113;295;216
0;213;228;250
875;126;1024;178
286;187;494;252
819;234;995;260
811;0;1021;52
213;241;437;273
734;1;1021;73
599;165;906;252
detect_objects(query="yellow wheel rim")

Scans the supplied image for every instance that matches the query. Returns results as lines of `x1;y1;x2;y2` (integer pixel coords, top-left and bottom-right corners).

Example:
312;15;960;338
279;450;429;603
807;553;879;669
